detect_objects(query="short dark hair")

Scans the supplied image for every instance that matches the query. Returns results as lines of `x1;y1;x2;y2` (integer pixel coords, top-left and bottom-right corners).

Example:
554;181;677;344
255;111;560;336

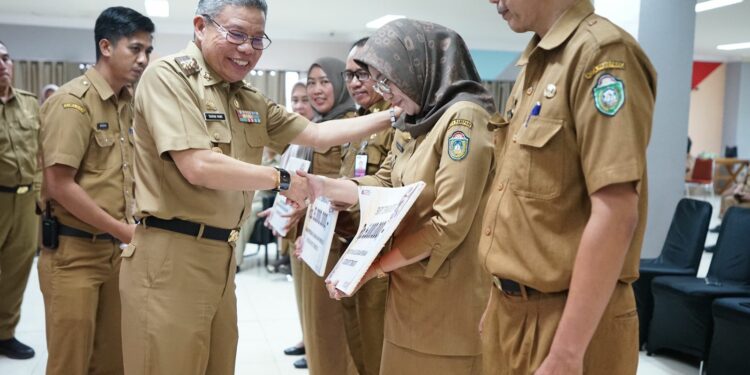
350;37;369;51
94;7;155;61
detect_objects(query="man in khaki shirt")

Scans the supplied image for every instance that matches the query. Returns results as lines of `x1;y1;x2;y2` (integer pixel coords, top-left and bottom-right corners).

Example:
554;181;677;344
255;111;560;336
480;0;656;374
39;7;154;374
0;40;40;360
121;1;400;374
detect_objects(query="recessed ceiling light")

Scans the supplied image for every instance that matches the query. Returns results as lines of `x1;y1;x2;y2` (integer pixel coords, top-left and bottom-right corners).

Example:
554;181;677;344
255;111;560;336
695;0;743;13
145;0;169;18
717;41;750;50
366;15;406;29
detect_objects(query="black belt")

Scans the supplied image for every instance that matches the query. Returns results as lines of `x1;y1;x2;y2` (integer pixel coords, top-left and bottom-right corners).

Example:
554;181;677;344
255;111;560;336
59;224;115;241
143;217;238;242
0;184;32;194
492;276;540;298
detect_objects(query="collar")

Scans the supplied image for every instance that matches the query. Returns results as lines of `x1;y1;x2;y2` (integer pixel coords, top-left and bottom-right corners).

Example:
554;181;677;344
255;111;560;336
185;41;226;87
359;99;391;115
1;86;17;105
516;0;594;66
85;68;116;101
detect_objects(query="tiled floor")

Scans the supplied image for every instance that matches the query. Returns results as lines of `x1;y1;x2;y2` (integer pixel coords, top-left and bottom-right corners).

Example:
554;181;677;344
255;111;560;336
1;195;721;374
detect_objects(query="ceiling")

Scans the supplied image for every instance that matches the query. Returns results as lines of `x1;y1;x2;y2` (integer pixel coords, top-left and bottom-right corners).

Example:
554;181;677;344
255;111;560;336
0;0;748;61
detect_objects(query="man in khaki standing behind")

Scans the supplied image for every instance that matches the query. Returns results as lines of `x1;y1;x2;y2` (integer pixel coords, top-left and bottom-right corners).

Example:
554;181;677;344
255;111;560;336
39;7;153;374
0;40;40;360
480;0;656;374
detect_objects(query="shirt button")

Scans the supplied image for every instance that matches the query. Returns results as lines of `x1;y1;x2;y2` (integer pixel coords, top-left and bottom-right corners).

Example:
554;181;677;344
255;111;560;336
497;183;504;191
526;87;533;96
120;137;125;142
484;227;491;236
213;132;220;140
211;147;223;154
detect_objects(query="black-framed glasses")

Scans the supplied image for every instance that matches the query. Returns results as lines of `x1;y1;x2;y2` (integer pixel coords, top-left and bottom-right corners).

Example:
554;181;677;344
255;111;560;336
372;77;392;96
342;70;371;83
203;14;272;50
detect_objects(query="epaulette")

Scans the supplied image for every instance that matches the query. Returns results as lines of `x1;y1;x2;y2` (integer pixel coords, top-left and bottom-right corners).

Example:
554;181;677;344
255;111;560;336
174;55;200;76
15;88;37;98
68;76;92;99
585;15;623;48
239;80;257;92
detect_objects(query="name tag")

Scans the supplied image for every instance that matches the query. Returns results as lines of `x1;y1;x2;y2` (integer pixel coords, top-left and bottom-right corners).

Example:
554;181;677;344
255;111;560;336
204;112;226;121
97;122;109;130
354;154;368;177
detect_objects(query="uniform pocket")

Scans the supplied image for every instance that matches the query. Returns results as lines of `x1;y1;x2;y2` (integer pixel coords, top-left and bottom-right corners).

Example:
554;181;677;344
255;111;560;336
510;116;564;199
84;129;119;171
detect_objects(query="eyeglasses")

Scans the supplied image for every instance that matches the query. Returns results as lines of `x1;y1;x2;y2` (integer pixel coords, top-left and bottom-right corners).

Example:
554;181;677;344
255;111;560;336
372;77;392;96
203;14;272;50
342;70;371;83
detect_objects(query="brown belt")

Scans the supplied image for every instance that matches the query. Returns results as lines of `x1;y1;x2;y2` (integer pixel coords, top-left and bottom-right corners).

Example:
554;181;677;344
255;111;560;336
492;276;541;298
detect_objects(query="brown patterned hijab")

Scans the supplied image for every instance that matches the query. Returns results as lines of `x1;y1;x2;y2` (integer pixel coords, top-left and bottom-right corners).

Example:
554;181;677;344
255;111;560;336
355;19;496;138
308;57;356;122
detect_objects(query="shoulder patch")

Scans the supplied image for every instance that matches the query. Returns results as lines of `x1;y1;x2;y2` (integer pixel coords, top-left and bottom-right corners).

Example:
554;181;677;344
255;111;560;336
174;56;200;76
62;103;87;114
448;118;473;129
584;61;625;79
592;73;625;116
447;130;470;161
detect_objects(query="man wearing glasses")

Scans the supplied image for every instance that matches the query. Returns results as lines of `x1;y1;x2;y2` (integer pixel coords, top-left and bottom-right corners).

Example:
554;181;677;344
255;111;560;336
121;1;400;374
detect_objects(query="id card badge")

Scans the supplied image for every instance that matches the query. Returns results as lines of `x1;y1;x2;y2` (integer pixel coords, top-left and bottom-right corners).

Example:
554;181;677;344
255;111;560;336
354;153;368;177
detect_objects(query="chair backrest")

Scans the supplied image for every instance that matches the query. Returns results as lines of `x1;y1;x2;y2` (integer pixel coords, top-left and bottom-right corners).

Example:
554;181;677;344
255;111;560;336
690;158;714;182
708;207;750;283
659;198;713;270
725;146;738;158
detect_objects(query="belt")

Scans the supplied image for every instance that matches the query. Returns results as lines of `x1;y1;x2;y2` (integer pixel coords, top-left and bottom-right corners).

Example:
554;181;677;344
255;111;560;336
143;217;239;243
492;276;540;298
59;224;115;241
0;184;32;194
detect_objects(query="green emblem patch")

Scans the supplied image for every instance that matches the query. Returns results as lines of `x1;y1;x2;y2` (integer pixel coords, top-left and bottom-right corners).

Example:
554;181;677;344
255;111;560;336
592;73;625;116
448;130;469;161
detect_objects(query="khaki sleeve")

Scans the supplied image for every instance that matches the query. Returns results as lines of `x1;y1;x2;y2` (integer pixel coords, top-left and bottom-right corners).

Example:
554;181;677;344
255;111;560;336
572;41;656;195
394;105;494;263
265;97;309;152
135;62;211;158
40;93;92;169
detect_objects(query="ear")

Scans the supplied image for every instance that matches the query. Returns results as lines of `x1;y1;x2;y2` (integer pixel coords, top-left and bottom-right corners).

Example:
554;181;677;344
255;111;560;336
193;15;208;43
99;39;113;58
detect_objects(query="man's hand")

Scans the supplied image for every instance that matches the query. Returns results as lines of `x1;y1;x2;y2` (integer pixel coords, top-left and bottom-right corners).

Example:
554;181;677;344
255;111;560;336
280;172;310;209
115;223;137;244
281;205;307;233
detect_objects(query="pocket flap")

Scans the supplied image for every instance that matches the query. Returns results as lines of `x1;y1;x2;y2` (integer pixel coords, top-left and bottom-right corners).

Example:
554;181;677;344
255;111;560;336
121;243;136;258
206;122;232;144
516;117;563;148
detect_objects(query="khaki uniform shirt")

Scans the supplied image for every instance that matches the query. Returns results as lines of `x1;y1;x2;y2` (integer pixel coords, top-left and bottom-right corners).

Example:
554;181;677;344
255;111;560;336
134;42;308;229
357;101;495;356
41;69;136;233
337;100;394;239
478;0;657;293
0;88;40;190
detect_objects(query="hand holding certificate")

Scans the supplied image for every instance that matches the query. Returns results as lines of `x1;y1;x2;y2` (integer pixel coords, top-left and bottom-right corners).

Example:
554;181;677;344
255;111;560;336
299;197;339;276
267;156;310;236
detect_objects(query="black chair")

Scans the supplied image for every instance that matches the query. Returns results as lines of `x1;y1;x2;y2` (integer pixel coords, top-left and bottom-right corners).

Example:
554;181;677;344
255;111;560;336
646;207;750;362
633;198;713;347
247;194;277;267
706;297;750;374
725;145;738;158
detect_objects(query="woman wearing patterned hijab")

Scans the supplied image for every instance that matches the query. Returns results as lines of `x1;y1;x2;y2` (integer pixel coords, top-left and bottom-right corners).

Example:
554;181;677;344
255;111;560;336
299;19;499;374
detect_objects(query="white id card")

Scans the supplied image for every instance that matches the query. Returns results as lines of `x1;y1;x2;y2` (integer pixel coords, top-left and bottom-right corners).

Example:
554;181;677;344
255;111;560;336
354;154;368;177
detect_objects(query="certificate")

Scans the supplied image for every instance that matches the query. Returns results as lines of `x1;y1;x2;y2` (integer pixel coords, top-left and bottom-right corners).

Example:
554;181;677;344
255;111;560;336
300;197;339;276
267;156;311;236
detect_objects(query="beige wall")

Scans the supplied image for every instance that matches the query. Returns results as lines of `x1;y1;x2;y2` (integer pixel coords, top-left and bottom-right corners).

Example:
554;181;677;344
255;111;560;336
688;64;725;157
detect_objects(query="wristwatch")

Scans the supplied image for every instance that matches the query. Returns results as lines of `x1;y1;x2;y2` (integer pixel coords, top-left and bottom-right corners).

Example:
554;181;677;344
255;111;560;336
274;167;291;191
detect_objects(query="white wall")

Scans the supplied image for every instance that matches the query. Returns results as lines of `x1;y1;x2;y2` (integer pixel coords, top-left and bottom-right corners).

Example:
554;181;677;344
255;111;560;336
688;64;726;156
0;24;350;72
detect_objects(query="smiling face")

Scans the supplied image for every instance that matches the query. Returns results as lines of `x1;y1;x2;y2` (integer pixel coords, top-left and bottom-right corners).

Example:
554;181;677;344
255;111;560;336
195;5;266;83
368;66;420;116
345;46;381;109
306;66;335;115
489;0;556;35
291;84;314;120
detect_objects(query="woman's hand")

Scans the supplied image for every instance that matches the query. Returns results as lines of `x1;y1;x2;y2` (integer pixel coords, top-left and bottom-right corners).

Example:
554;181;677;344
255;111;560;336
293;235;305;259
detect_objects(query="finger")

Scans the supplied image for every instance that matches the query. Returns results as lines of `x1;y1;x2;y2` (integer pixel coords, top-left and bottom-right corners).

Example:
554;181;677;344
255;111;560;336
296;170;309;178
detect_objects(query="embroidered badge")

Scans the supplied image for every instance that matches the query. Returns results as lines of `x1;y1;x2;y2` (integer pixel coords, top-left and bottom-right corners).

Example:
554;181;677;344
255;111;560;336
592;73;625;116
62;103;86;114
96;122;109;130
206;101;217;111
236;110;261;123
448;118;473;129
204;112;226;121
584;61;625;79
447;130;470;161
174;56;200;76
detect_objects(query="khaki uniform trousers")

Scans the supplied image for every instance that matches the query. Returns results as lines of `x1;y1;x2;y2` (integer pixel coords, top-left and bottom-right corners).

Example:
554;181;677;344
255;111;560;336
380;340;482;375
119;225;238;375
0;191;37;340
338;244;388;375
38;235;123;375
301;238;357;375
481;282;638;375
